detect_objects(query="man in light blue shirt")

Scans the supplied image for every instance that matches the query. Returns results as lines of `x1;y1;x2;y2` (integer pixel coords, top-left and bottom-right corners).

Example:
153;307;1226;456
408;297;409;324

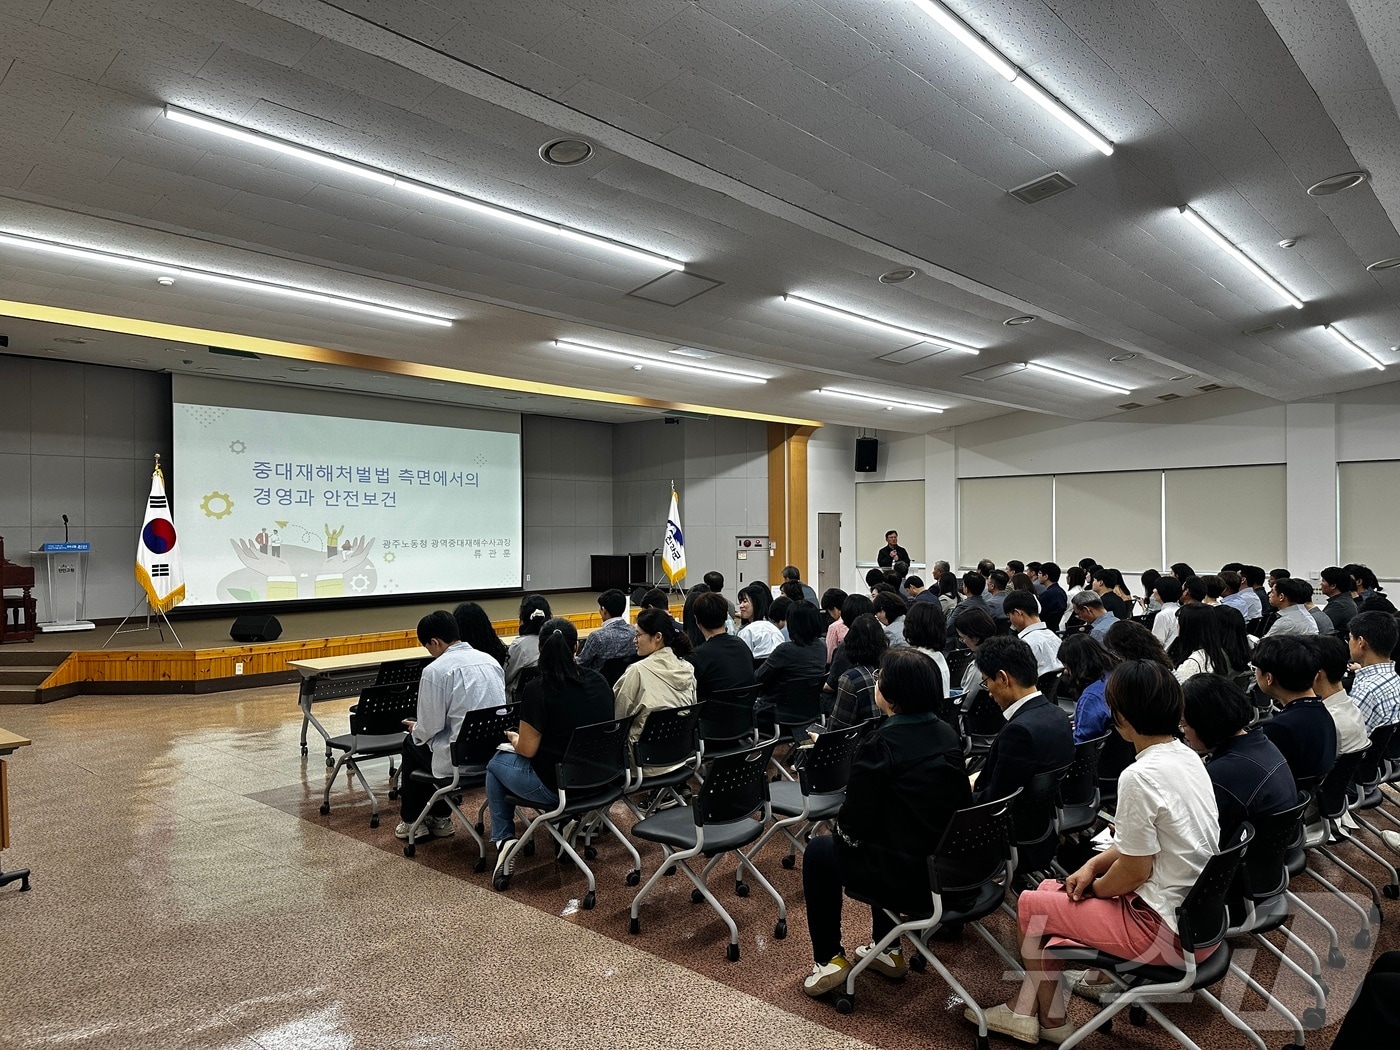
1264;578;1320;638
1070;591;1118;642
1220;570;1261;620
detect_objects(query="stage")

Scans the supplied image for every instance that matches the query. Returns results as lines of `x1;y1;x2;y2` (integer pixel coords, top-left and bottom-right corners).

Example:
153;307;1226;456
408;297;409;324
0;591;627;704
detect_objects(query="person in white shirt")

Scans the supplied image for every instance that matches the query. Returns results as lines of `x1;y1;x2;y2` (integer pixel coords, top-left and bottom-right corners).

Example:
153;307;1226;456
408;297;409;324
737;581;784;658
396;610;508;840
973;659;1219;1045
1003;590;1062;677
1308;634;1371;757
1149;576;1183;651
1219;570;1261;620
1264;577;1319;637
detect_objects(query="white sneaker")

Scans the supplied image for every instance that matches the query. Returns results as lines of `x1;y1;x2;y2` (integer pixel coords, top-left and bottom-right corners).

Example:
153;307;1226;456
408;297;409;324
493;838;518;878
428;816;455;838
394;820;423;840
854;942;907;980
1381;830;1400;856
803;953;851;997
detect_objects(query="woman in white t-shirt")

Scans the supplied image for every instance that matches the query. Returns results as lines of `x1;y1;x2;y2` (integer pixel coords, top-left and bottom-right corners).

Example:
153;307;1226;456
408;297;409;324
966;659;1219;1045
736;582;783;659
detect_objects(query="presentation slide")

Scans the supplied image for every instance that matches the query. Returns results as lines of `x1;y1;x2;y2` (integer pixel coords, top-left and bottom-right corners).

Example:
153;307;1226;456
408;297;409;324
172;385;521;607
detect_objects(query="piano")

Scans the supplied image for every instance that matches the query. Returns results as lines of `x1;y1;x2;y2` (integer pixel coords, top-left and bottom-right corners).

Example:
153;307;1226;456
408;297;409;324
0;536;36;643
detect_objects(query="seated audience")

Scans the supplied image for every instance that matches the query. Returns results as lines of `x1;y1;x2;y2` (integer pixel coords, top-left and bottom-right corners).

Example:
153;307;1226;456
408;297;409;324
802;650;972;996
578;588;638;670
984;570;1009;620
1252;636;1337;786
404;611;508;841
1169;604;1238;682
1035;562;1067;631
945;571;991;650
1347;610;1400;732
687;591;757;695
504;593;551;699
1329;951;1400;1050
640;588;681;632
757;600;828;699
1150;576;1183;650
1307;634;1371;758
768;595;793;641
819;587;847;638
829;614;890;730
1070;591;1118;642
905;575;939;605
1004;589;1062;677
1103;619;1172;669
453;601;509;667
1170;562;1196;584
1179;575;1208;606
1200;574;1225;605
737;582;784;658
903;600;952;701
777;563;819;605
985;660;1218;1042
1263;577;1319;637
484;619;612;867
1090;569;1131;620
953;606;1000;708
1319;567;1359;634
1058;633;1116;743
1181;674;1295;839
1241;565;1270;612
872;589;910;649
614;608;697;748
1009;572;1037;597
1137;568;1163;614
825;593;874;687
1219;571;1261;620
680;582;710;649
977;558;997;577
936;571;961;617
1345;563;1383;603
703;570;738;626
971;636;1075;805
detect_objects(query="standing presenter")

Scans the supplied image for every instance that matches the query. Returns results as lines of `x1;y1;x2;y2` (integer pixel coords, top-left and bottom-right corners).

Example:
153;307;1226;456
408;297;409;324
877;530;911;569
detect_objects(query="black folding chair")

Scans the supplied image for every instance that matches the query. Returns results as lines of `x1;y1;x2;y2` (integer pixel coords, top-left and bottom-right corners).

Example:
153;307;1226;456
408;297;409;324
698;686;762;766
764;675;826;778
401;702;518;867
629;741;784;961
1300;748;1380;947
319;682;418;827
623;702;703;819
494;715;642;910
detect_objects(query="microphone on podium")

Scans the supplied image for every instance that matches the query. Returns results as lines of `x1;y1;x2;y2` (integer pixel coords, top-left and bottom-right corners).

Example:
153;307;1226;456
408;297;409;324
62;513;69;543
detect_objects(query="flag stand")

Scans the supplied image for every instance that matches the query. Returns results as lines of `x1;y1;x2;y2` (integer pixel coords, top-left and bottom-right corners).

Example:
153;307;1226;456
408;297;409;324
102;598;184;649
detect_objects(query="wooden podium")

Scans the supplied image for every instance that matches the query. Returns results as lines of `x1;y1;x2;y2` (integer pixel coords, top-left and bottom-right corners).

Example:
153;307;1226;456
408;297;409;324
0;536;36;643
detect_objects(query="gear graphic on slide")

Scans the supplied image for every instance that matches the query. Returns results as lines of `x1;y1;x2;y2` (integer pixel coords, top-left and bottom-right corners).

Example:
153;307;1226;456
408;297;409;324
228;439;247;454
382;551;396;563
349;573;371;593
200;491;234;519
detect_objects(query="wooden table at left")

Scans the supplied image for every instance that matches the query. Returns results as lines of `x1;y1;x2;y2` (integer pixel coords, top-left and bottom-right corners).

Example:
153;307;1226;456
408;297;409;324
0;727;33;891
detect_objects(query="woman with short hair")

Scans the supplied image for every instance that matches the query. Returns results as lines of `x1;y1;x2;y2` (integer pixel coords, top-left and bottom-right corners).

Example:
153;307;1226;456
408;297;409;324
613;608;698;752
504;593;551;699
1057;633;1118;743
737;582;784;658
453;601;509;667
828;614;890;729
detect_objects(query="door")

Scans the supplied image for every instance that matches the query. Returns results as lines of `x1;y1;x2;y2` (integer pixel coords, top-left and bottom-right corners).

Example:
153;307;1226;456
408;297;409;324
817;513;841;597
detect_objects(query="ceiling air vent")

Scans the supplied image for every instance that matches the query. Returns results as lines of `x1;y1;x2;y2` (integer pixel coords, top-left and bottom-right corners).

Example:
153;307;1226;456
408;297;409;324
1197;383;1222;392
1242;322;1284;336
1156;393;1182;402
1009;172;1076;205
1116;402;1143;410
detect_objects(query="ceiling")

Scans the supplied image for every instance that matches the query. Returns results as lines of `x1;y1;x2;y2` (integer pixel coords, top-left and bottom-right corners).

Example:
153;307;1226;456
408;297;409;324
1;0;1398;435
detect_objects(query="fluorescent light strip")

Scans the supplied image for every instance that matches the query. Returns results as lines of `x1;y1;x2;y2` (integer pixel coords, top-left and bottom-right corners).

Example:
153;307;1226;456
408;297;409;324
819;388;945;413
164;105;684;272
0;231;453;327
554;340;767;383
781;295;979;355
909;0;1113;156
1324;325;1387;371
1026;361;1132;395
1178;206;1304;310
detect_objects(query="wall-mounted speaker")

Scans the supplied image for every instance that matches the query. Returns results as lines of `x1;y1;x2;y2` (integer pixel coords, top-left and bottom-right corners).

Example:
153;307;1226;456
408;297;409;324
854;437;878;473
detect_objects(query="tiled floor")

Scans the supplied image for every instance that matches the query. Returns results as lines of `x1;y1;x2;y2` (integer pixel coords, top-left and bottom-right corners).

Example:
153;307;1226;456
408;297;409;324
1;687;1396;1049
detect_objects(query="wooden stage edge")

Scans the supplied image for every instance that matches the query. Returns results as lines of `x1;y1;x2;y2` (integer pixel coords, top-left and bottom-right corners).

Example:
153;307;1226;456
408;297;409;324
32;608;624;703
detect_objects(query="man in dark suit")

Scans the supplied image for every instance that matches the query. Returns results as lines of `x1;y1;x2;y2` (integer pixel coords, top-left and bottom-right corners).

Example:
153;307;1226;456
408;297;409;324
686;590;757;695
972;636;1075;872
876;530;911;569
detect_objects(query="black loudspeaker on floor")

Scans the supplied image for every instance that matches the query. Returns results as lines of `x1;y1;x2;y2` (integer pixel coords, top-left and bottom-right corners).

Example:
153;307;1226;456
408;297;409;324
229;614;283;643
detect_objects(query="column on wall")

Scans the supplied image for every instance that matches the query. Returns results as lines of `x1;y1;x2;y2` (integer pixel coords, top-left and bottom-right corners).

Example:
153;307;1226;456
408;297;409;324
767;424;816;580
1284;402;1337;577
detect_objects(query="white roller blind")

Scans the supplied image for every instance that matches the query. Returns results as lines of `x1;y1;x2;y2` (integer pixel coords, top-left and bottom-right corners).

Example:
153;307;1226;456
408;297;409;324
856;480;926;565
1339;461;1400;577
1165;465;1285;569
1055;470;1163;571
959;475;1053;569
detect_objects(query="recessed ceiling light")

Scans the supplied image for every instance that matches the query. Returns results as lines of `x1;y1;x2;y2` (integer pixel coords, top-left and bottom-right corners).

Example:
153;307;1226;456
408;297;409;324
52;337;92;345
1109;353;1137;362
288;366;312;372
779;295;979;354
1177;206;1305;310
818;388;945;412
1307;171;1369;196
1026;361;1133;396
878;268;919;284
1169;373;1194;381
1324;324;1387;370
127;357;147;364
1367;257;1400;272
539;138;593;166
156;275;175;287
669;346;716;360
269;374;288;380
1003;315;1037;326
1278;238;1298;249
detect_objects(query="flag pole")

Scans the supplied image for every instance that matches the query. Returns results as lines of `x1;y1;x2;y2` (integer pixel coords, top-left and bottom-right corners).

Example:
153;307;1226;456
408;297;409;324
104;452;185;648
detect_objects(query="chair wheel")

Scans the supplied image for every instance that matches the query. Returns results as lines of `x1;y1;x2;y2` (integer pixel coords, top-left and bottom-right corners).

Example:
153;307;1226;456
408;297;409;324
1328;948;1347;969
493;873;510;892
523;840;536;858
834;993;853;1013
1354;929;1371;949
475;821;485;834
1303;1007;1326;1029
726;943;740;962
909;954;927;973
663;867;676;876
629;917;640;935
974;1035;988;1050
625;869;641;887
369;816;379;829
1129;1005;1146;1027
403;844;415;858
388;789;398;801
474;858;487;873
584;846;598;860
325;757;334;768
736;881;750;897
319;803;329;815
781;854;796;869
1385;884;1399;900
691;888;705;904
583;891;596;910
301;745;308;755
774;919;787;939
